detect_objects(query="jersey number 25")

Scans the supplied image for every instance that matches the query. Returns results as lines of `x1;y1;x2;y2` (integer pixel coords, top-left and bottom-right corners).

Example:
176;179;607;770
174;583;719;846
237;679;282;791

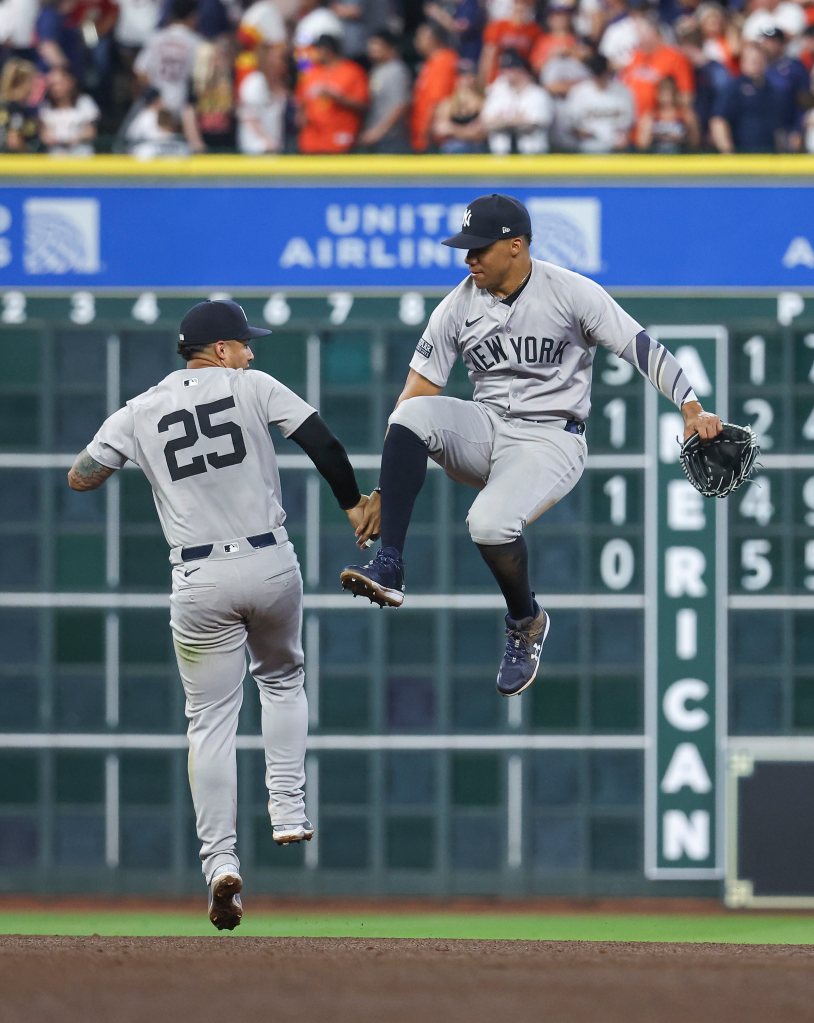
158;397;247;482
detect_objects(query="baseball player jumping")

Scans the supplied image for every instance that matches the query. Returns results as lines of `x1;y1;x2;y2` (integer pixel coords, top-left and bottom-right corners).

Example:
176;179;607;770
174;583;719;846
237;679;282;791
341;193;722;697
68;300;378;930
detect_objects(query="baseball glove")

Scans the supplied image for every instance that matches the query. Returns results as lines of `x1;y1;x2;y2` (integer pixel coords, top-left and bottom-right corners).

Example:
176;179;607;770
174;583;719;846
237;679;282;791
679;423;760;498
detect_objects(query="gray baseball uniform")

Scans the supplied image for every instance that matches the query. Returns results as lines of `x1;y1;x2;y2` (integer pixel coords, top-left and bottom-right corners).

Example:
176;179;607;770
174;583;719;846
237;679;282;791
87;366;315;884
392;258;696;543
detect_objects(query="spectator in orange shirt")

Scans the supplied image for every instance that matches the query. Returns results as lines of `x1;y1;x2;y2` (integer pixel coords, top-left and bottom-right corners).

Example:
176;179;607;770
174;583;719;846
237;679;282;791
530;2;578;77
296;33;369;153
479;0;543;83
621;11;695;120
411;21;458;151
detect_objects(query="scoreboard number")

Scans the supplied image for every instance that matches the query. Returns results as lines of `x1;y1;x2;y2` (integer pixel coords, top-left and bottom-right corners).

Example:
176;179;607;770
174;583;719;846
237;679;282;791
264;293;291;325
599;538;635;591
1;291;26;324
742;335;766;385
740;539;772;591
70;291;96;325
131;292;160;324
741;397;774;450
399;292;426;326
603;474;628;525
602;397;627;449
601;353;634;386
805;334;814;382
738;478;774;527
327;292;353;325
803;476;814;526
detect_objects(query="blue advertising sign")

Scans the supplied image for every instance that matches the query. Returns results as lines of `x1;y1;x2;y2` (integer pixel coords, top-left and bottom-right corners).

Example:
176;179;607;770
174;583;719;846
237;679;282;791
0;183;813;290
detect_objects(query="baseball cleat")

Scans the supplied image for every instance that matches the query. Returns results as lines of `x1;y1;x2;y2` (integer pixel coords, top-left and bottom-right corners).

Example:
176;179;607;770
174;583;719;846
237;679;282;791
340;547;405;608
496;603;550;697
208;868;243;931
272;818;315;845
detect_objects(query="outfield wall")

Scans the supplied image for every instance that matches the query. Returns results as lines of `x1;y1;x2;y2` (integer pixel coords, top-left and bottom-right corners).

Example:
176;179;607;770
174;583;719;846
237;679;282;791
0;155;812;899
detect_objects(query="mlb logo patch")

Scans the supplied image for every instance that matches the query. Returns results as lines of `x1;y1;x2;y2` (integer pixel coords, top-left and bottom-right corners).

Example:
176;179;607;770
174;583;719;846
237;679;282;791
24;198;101;275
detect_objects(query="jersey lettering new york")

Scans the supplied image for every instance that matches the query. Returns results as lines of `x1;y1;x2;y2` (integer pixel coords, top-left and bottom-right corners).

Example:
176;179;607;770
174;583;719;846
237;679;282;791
409;259;644;423
465;335;570;373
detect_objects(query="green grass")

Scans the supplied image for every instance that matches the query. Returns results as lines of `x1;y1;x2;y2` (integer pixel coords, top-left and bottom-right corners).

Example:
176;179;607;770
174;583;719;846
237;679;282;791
0;911;811;943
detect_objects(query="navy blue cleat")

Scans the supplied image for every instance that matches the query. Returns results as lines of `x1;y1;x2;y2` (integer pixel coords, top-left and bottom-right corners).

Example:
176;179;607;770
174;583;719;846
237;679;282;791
496;602;550;697
340;546;405;607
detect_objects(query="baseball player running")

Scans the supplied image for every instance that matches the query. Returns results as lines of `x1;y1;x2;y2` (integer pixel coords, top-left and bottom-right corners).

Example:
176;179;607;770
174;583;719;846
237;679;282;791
341;193;722;697
68;300;377;930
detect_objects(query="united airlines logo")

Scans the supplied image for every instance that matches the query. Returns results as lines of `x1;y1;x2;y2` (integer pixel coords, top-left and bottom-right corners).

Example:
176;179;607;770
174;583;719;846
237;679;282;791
525;197;601;274
24;198;101;275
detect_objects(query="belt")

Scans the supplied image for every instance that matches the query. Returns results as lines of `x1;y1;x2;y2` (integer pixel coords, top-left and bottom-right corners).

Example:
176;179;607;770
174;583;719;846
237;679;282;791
181;530;278;563
564;419;586;435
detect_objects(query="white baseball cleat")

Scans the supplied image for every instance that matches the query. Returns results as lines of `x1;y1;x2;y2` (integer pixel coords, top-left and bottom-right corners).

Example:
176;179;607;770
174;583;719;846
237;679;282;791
208;868;243;931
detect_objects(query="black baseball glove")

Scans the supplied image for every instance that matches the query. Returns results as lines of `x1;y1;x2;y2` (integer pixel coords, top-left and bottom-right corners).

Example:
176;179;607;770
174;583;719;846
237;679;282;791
679;423;760;498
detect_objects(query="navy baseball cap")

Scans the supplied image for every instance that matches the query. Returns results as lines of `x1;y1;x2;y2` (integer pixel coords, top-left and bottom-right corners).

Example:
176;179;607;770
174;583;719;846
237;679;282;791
179;300;272;345
442;194;532;250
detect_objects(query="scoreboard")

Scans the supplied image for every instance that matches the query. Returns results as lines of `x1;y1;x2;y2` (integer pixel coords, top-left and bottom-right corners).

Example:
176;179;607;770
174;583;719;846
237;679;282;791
0;287;812;897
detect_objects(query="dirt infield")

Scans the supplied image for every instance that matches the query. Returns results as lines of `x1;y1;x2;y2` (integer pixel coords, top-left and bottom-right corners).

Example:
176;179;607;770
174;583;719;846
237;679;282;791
0;936;811;1023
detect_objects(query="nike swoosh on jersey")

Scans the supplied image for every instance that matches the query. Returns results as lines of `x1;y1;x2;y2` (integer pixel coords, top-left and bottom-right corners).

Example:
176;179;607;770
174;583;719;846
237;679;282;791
465;316;484;328
184;567;201;577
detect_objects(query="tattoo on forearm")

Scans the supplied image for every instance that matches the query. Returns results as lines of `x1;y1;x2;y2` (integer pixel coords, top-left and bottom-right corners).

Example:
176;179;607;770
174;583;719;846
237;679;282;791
68;450;116;490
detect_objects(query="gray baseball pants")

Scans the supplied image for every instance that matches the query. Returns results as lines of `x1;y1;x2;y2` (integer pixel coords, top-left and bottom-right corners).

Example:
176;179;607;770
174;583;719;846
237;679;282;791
169;527;307;884
389;397;587;543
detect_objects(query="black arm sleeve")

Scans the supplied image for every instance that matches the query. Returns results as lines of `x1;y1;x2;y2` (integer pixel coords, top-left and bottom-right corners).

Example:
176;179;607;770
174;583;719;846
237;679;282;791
289;412;361;510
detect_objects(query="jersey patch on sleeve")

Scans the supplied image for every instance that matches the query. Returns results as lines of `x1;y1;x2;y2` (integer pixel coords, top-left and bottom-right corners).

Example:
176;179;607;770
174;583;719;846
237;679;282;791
415;338;433;359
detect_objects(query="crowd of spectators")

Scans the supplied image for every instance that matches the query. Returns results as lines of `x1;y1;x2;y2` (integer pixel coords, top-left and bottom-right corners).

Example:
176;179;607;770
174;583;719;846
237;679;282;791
1;0;814;156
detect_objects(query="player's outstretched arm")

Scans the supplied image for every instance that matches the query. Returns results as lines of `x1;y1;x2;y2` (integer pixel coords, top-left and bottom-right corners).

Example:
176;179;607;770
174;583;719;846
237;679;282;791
618;331;723;440
289;412;377;547
67;449;117;491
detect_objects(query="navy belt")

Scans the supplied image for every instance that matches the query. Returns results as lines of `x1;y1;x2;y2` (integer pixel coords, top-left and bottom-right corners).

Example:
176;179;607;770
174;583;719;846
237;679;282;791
181;530;277;562
565;419;586;435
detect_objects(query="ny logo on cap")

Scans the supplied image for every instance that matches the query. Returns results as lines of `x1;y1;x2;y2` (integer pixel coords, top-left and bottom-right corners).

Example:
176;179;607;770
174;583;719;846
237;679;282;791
462;208;472;227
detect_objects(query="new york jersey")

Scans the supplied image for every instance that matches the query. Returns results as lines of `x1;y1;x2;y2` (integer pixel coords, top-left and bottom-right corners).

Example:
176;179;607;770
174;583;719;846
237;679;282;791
87;368;315;548
410;259;644;422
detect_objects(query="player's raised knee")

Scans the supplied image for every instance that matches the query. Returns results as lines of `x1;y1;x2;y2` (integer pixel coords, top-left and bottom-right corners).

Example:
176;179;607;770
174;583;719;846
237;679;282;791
387;396;436;436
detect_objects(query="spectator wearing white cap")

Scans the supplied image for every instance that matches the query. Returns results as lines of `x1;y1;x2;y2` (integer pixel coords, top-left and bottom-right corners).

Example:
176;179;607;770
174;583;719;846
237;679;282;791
741;0;806;43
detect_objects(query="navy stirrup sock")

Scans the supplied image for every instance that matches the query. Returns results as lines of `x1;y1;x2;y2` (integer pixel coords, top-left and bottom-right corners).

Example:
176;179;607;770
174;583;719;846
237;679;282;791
476;536;534;621
379;424;429;556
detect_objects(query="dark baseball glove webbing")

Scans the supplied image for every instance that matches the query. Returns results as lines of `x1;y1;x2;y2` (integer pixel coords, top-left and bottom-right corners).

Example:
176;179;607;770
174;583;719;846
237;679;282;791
679;422;760;498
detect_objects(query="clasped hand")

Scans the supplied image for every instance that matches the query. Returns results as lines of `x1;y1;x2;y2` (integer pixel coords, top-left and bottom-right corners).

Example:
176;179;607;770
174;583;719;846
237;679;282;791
346;491;381;549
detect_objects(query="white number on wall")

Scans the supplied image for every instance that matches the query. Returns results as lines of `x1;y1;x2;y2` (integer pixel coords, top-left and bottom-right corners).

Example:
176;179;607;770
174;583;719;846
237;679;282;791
603;475;628;525
600;538;635;590
70;291;96;325
1;291;26;324
131;292;160;324
601;353;634;386
327;292;353;325
264;293;291;325
398;292;426;326
802;476;814;526
602;398;627;449
738;478;774;527
742;335;766;385
742;398;774;450
740;539;772;591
